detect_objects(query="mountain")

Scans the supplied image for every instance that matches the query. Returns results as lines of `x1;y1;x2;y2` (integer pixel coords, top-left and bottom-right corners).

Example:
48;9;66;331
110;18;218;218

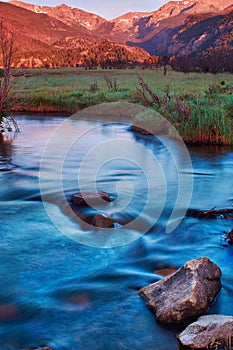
11;0;233;43
127;6;233;57
108;0;233;43
1;1;91;45
1;0;233;70
171;7;233;72
165;7;233;57
0;1;149;68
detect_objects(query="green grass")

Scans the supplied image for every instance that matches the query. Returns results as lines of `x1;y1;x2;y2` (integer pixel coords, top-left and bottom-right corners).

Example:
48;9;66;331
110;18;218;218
11;68;140;112
9;67;233;144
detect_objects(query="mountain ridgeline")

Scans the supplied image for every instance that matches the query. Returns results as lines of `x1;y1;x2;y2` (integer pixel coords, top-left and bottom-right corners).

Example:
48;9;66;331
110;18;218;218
1;0;233;72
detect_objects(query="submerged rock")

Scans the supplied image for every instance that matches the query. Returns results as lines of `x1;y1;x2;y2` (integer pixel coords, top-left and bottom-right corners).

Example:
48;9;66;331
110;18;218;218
139;257;221;324
186;208;233;219
0;303;21;322
130;125;152;135
92;213;115;228
178;315;233;349
71;191;112;206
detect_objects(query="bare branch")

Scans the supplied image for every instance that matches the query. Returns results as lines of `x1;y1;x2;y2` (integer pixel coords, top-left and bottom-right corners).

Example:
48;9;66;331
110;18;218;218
0;19;17;121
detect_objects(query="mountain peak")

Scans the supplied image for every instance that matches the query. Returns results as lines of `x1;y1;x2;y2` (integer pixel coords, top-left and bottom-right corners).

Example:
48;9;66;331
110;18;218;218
10;0;107;30
56;4;69;9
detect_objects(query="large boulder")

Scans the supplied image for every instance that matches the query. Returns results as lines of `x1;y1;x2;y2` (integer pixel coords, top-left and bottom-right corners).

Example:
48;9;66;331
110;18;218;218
139;257;221;324
178;315;233;349
71;191;112;206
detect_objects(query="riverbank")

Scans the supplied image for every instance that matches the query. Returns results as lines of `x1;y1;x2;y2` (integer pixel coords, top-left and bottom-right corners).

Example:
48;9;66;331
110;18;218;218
10;67;233;144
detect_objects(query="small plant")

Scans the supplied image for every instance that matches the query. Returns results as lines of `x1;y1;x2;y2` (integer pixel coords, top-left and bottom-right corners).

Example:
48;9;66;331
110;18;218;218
225;101;233;119
137;76;191;123
207;334;233;349
162;94;192;123
227;332;232;349
208;339;221;350
207;82;233;95
89;81;98;92
104;75;118;92
137;75;162;107
208;83;223;94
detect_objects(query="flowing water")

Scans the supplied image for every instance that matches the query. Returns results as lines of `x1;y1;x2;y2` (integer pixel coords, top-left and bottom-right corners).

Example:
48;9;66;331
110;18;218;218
1;115;233;350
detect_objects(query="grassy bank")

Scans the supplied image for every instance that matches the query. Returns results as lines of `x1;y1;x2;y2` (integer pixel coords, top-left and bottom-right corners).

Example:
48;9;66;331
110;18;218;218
10;67;233;144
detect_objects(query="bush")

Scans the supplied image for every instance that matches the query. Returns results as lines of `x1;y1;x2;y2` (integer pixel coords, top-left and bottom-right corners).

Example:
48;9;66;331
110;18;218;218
136;76;233;145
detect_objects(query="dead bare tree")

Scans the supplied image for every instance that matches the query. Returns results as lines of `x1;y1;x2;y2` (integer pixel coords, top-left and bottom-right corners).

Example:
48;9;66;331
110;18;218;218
0;20;19;131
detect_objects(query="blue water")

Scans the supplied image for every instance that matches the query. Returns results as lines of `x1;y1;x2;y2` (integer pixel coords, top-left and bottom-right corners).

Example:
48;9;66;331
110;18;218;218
0;115;233;350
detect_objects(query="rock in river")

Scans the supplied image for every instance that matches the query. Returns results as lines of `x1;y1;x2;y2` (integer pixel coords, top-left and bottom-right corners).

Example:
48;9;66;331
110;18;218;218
178;315;233;349
0;303;21;322
139;257;221;324
92;213;115;228
71;191;112;206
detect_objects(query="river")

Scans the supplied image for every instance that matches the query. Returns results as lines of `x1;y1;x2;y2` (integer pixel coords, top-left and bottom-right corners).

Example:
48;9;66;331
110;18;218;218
0;114;233;350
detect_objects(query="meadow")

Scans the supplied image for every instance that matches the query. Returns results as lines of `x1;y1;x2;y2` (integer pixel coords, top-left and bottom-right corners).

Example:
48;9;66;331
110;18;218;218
10;67;233;144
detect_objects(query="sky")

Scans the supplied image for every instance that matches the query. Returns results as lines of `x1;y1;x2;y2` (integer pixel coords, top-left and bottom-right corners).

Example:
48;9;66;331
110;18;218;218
6;0;169;19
